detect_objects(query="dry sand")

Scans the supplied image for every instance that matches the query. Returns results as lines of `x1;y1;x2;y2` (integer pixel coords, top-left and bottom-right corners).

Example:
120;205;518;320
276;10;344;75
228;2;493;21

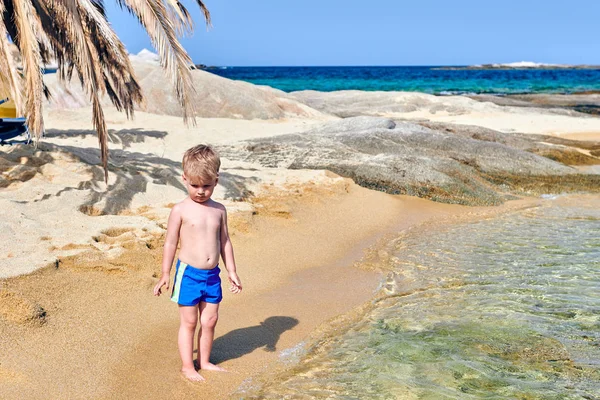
560;131;600;142
396;108;600;137
0;108;328;278
1;88;597;398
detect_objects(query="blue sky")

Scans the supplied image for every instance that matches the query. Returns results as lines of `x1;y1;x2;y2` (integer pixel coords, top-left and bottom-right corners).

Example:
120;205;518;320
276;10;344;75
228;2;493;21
106;0;600;66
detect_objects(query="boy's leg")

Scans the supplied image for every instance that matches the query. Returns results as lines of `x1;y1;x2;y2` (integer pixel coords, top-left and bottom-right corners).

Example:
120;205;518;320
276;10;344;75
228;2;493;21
178;305;205;381
197;301;226;371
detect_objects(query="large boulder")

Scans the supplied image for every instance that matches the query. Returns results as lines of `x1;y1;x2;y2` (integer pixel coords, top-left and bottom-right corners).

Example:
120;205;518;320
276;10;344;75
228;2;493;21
220;116;587;206
42;51;325;120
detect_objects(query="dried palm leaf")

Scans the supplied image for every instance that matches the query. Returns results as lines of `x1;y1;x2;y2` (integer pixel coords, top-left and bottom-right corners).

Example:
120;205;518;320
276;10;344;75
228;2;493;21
164;0;193;35
116;0;197;124
35;0;140;180
11;0;45;138
1;0;211;183
0;2;24;112
193;0;211;27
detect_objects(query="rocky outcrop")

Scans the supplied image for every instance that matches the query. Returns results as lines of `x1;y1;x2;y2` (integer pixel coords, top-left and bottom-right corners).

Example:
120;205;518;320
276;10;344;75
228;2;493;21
220;117;599;206
136;65;324;119
289;90;590;120
289;90;496;118
43;59;325;120
470;94;600;116
418;121;600;166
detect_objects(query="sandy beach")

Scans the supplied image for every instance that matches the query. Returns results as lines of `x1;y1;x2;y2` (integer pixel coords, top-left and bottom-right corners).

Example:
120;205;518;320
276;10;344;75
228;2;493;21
0;158;539;399
2;59;600;399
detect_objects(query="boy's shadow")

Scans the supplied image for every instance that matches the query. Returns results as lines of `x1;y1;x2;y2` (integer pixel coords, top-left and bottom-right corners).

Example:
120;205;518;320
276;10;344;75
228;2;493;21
209;316;299;364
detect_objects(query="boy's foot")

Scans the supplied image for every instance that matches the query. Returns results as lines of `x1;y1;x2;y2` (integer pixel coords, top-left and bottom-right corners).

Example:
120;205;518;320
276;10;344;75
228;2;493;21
200;363;227;372
181;368;205;382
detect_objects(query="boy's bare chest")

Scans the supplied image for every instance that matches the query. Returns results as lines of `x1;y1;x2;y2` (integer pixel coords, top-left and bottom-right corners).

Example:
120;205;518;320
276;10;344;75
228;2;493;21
182;211;221;232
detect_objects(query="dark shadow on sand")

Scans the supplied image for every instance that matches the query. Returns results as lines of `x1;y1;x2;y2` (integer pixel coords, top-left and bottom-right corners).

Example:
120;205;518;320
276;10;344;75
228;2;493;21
210;316;299;364
9;139;258;214
44;128;168;149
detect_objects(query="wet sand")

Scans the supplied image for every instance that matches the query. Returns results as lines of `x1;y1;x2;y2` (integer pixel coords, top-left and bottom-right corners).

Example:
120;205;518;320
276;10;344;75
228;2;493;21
0;175;540;399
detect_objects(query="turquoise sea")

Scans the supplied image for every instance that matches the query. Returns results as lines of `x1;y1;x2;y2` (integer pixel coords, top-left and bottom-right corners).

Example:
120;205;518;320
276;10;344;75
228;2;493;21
209;66;600;94
240;196;600;399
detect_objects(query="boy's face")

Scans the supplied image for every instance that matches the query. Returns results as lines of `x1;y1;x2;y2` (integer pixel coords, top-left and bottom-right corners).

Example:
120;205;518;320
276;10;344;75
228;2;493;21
183;174;218;204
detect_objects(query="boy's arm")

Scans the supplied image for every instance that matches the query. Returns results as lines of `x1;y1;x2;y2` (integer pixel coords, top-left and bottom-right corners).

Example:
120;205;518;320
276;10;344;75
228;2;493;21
220;207;242;294
153;205;182;296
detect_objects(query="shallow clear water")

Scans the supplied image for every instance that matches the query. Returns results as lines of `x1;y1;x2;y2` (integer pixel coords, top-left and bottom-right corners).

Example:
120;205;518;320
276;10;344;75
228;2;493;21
243;197;600;399
208;66;600;95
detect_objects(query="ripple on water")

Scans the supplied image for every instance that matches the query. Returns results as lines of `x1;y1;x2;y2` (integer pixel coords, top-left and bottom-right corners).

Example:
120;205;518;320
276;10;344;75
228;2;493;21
241;198;600;399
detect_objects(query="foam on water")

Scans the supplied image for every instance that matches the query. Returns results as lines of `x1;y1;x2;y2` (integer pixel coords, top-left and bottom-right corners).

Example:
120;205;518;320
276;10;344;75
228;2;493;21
241;196;600;399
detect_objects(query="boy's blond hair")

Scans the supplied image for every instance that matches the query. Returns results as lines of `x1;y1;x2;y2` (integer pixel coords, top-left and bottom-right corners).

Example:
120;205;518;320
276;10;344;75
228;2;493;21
182;144;220;181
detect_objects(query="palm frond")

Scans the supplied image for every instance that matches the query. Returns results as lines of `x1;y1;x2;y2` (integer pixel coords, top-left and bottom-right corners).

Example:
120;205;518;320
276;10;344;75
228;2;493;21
91;91;110;182
163;1;211;36
117;0;197;124
80;6;112;182
38;0;110;182
33;0;143;181
77;0;143;116
164;0;193;35
0;2;24;113
12;0;45;139
29;1;54;65
192;0;211;27
78;0;127;63
2;0;210;183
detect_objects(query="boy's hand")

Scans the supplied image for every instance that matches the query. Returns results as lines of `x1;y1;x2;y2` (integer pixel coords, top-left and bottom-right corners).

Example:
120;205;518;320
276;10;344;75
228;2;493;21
153;275;170;296
228;273;242;294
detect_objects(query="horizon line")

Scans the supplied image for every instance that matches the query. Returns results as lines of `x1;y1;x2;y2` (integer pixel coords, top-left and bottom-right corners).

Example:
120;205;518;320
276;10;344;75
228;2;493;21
194;63;600;68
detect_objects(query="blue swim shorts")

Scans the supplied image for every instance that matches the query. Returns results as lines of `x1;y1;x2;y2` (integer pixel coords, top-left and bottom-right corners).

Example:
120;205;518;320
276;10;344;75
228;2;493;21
170;260;223;306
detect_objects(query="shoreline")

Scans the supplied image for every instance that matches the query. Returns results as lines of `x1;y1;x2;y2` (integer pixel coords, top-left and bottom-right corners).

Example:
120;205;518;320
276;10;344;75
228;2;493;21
0;176;543;399
233;194;545;399
242;193;600;399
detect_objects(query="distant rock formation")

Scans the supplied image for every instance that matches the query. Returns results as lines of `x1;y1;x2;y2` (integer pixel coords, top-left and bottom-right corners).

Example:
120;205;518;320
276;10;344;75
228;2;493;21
193;64;222;70
435;62;600;70
289;90;488;118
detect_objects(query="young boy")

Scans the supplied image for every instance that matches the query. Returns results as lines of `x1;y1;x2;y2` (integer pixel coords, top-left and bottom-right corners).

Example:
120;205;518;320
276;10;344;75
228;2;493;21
153;144;242;382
